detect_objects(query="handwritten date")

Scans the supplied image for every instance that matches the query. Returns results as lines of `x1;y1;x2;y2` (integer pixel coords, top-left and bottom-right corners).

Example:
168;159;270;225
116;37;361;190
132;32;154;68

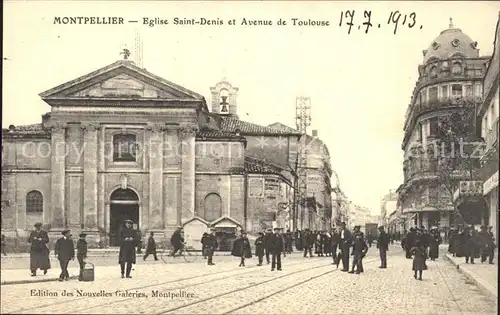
339;10;422;34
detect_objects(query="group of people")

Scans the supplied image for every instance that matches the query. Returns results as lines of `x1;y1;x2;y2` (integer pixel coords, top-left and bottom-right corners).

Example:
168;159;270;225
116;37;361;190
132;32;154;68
27;223;89;281
448;225;496;264
25;219;497;281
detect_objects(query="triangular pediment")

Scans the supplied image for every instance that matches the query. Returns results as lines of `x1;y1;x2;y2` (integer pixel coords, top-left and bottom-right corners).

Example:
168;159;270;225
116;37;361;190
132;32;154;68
39;60;205;101
211;216;242;228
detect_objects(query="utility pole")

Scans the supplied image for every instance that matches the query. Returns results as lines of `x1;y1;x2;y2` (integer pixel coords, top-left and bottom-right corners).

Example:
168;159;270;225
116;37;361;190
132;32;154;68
295;96;311;230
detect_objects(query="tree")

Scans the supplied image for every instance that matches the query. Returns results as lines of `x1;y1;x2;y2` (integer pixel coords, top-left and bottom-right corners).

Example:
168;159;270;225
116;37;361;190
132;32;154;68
423;100;483;226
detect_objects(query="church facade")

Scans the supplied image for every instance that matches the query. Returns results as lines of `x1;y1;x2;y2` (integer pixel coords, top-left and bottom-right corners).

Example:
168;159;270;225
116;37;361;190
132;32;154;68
1;59;332;249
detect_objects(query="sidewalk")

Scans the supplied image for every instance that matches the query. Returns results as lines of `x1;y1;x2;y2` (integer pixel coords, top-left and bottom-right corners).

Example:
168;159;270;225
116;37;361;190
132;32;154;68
1;267;81;285
444;253;498;299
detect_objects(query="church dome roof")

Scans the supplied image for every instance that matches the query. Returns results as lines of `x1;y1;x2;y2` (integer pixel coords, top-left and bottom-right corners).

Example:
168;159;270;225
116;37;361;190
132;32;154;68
423;19;479;63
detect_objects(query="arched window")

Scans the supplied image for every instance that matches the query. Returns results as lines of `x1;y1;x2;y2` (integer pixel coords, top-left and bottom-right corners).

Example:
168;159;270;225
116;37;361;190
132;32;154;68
204;193;222;221
113;133;137;162
430;66;438;78
451;62;462;75
26;190;43;213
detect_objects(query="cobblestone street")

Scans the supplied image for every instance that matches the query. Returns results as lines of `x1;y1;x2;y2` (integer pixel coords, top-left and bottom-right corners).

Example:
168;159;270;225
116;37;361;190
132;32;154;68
1;247;497;314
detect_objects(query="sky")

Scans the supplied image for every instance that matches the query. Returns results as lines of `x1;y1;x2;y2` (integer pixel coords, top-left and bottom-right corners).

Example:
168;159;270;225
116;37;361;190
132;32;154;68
3;1;500;215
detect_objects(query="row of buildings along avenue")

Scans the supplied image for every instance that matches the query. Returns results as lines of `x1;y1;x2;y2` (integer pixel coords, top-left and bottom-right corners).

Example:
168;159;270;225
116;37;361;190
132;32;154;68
1;59;333;249
394;15;499;239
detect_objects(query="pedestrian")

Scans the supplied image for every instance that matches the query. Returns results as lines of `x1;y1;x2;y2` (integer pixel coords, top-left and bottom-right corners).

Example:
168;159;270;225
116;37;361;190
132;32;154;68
76;233;88;281
331;227;340;265
339;222;353;272
118;219;138;278
486;226;496;264
204;228;218;266
405;228;416;259
27;222;50;276
201;233;209;259
232;230;252;267
464;227;479;264
428;227;442;261
410;239;427;281
302;229;313;258
377;226;390;268
1;234;6;256
286;230;294;254
349;233;368;274
143;232;158;261
255;232;265;266
170;226;185;257
263;229;272;264
54;230;75;281
269;228;283;271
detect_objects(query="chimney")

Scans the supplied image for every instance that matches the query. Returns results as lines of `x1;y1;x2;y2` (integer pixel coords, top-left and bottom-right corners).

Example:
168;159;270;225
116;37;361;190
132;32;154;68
312;130;318;137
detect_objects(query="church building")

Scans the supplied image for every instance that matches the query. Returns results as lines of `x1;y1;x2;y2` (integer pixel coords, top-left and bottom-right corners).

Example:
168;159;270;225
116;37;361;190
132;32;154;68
1;58;332;249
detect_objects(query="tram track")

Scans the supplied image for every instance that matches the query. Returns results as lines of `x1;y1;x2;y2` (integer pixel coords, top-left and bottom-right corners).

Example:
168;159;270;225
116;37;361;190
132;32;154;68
156;255;393;315
7;255;323;314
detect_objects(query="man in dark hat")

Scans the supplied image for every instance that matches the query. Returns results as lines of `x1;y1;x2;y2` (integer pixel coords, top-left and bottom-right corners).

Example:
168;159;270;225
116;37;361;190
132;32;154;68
204;228;218;266
339;222;353;272
170;226;185;257
268;228;284;271
263;229;273;264
55;230;75;281
302;228;313;258
28;222;50;276
143;232;158;261
377;226;390;268
119;219;138;278
255;232;265;266
76;233;88;280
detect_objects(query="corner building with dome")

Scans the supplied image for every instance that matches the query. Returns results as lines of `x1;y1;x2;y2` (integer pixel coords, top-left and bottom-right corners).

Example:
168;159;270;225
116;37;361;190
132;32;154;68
1;59;333;249
397;20;491;230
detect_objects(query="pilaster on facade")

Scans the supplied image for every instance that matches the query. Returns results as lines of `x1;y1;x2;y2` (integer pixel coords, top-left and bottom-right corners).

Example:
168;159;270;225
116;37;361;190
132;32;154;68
81;122;100;230
180;124;198;224
50;122;67;229
147;123;166;229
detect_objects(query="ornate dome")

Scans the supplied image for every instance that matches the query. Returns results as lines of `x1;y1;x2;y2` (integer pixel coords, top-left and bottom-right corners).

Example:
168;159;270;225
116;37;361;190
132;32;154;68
422;18;479;63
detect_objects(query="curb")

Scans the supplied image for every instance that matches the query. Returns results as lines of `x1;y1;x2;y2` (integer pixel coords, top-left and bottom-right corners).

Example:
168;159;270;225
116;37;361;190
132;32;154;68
444;253;498;300
1;275;79;286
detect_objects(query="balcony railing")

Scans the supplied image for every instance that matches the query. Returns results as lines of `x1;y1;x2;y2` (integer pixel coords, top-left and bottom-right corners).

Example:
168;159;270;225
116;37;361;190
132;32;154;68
485;118;499;152
403;157;471;183
412;96;480;118
403;96;482;143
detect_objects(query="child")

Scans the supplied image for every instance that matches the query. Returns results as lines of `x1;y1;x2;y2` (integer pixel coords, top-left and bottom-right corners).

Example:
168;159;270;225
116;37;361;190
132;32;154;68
255;232;265;266
76;233;88;281
410;239;427;280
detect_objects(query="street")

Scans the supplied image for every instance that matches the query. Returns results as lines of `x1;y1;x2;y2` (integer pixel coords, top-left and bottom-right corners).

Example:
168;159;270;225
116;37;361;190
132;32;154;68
1;246;497;314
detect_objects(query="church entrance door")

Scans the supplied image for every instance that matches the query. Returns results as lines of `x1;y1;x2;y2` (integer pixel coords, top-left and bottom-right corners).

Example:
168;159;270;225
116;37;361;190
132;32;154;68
109;188;140;247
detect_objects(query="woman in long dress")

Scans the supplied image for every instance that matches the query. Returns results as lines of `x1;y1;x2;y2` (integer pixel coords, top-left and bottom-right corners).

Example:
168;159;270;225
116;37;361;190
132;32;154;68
28;222;51;276
118;219;138;278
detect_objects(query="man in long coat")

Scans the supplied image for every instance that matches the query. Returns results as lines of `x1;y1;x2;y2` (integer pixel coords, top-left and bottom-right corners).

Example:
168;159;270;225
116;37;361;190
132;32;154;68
119;219;138;278
28;222;51;276
377;226;390;268
203;228;218;266
428;227;442;260
268;228;284;271
143;231;158;261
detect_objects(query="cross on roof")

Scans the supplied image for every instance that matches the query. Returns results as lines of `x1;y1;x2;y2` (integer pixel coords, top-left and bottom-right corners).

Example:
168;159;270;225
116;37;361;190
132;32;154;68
120;48;131;60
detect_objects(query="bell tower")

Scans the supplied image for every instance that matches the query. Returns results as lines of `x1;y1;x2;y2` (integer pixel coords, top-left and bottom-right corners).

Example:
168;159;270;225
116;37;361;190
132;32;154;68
210;80;239;118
